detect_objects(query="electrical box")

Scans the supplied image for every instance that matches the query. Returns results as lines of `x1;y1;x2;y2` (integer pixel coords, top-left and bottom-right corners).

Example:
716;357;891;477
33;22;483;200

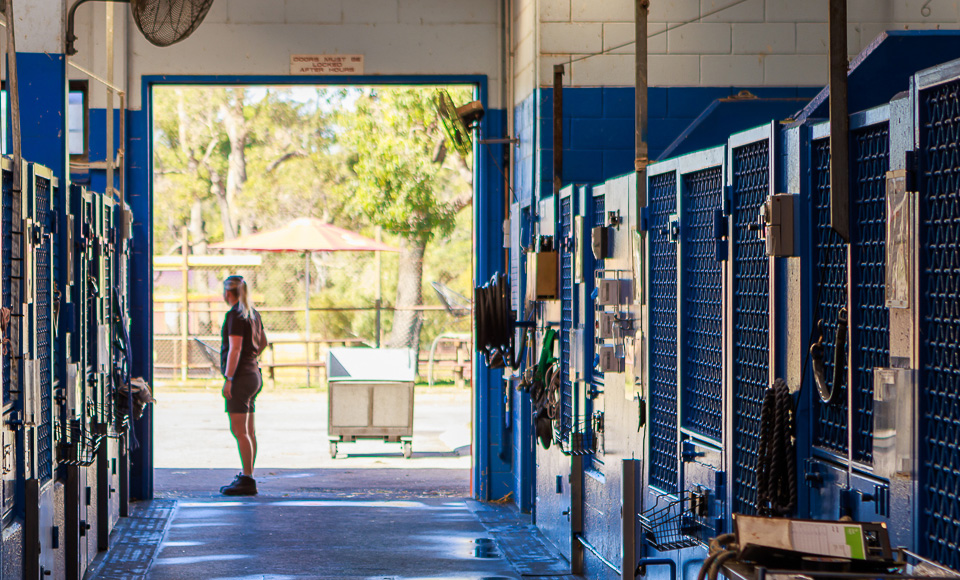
885;170;911;309
597;311;616;339
873;367;917;479
98;325;109;372
760;193;796;257
596;278;621;306
598;345;623;373
592;226;610;260
66;363;80;419
526;251;558;301
23;359;38;426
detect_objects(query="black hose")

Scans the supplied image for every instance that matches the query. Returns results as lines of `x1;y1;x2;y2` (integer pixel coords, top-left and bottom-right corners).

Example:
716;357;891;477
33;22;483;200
757;378;798;516
474;272;521;369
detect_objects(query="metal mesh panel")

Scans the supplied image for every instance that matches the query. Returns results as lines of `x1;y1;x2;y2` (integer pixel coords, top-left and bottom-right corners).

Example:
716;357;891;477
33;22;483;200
2;167;12;404
649;171;679;493
850;123;890;465
810;139;849;455
731;140;770;515
681;166;724;442
559;195;574;438
918;80;960;570
593;193;605;390
36;176;53;482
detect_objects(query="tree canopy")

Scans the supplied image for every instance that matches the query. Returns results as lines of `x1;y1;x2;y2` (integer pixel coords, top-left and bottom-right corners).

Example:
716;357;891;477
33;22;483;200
152;85;475;349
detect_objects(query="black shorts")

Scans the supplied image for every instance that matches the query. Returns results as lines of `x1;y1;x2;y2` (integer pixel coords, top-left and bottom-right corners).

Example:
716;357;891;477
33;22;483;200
225;372;262;414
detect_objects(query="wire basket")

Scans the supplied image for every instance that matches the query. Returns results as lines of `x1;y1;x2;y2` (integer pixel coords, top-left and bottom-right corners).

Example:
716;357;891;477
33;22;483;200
566;418;597;456
638;494;702;551
58;420;103;467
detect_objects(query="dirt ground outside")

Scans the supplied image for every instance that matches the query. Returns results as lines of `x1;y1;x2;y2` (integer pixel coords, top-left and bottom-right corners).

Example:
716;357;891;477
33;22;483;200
154;384;472;470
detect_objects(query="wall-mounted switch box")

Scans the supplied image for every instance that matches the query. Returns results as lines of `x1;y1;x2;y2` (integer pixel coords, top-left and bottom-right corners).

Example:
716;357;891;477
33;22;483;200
598;345;623;373
761;193;796;257
592;226;610;260
597;311;616;339
526;251;558;301
596;278;620;306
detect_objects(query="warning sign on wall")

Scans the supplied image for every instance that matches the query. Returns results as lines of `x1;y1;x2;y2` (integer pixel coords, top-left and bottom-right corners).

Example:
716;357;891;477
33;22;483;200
290;55;364;76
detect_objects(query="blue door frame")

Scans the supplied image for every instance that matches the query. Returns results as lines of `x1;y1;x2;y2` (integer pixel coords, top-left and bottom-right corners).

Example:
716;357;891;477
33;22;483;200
128;74;508;500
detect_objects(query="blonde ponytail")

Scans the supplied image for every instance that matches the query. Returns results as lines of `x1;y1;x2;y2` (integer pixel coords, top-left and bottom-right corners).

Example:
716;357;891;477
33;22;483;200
224;276;254;320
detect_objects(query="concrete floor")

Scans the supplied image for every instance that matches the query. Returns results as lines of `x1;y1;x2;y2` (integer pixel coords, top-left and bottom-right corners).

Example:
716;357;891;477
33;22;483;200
91;469;574;580
88;389;574;579
154;387;472;470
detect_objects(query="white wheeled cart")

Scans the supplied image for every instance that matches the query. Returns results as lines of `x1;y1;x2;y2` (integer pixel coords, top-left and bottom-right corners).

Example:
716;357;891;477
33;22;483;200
326;348;417;458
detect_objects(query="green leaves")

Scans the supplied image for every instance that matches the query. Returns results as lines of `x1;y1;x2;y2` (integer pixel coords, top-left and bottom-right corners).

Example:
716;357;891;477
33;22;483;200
337;86;474;244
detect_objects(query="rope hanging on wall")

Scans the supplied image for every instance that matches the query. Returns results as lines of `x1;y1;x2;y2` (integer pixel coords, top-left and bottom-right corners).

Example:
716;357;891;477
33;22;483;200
757;378;798;517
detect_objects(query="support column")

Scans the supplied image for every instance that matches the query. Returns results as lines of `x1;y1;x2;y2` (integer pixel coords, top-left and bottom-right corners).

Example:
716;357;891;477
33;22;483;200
15;0;69;183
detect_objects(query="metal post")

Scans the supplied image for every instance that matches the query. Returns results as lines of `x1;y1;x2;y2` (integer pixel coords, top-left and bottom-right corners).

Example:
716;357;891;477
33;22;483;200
622;459;640;580
636;0;650;211
106;4;114;203
828;0;850;242
553;64;564;206
571;454;585;574
305;251;311;386
180;227;189;382
376;227;382;347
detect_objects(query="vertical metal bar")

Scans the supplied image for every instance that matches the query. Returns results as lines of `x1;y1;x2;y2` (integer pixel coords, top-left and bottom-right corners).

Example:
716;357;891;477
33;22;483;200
305;251;311;386
571;454;584;574
375;227;382;347
4;0;22;197
828;0;850;242
635;0;650;210
622;458;640;580
180;227;188;382
554;64;564;214
106;4;115;202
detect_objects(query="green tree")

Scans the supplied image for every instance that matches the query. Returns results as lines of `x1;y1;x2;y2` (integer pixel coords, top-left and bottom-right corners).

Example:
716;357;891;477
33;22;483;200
339;86;474;351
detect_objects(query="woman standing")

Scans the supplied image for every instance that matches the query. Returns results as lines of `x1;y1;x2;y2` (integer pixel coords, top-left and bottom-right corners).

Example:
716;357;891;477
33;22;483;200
219;275;267;496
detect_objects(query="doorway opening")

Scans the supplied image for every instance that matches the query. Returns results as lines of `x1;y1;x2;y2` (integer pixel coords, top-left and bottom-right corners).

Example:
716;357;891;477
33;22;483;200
149;84;476;493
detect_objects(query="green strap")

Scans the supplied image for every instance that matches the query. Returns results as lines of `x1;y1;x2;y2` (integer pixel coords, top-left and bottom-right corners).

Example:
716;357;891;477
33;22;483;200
534;328;557;384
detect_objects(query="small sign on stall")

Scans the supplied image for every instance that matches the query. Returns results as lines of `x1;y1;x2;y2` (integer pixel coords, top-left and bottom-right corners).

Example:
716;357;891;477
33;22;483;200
290;54;364;75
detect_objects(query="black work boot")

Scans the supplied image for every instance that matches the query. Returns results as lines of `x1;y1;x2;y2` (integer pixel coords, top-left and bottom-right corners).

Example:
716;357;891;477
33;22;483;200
219;473;241;494
221;474;257;496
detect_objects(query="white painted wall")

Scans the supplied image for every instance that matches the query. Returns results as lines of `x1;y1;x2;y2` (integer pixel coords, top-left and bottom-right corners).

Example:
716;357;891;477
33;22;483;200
60;1;960;110
531;0;960;90
12;0;66;53
69;0;505;111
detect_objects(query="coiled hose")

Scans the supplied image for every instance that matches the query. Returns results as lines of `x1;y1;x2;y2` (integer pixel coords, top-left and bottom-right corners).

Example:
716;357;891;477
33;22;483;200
474;272;522;369
696;533;739;580
757;378;798;517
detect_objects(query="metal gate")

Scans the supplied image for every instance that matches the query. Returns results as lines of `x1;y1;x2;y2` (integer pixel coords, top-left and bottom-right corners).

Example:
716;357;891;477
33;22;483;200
681;163;725;444
1;158;20;520
917;72;960;570
647;169;679;493
849;119;890;465
809;135;849;457
559;191;575;441
807;113;891;467
728;128;772;516
31;165;56;483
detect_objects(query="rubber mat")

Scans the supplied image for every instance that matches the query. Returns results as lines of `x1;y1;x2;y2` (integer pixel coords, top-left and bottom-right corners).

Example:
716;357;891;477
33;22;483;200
468;501;576;578
87;500;177;580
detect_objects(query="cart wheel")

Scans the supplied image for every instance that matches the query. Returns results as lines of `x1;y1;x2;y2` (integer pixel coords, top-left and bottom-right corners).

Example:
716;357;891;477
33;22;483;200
329;441;338;458
402;441;412;459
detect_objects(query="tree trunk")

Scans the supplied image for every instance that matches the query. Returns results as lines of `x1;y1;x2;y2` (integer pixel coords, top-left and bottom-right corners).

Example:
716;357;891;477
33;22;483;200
222;92;248;239
388;239;426;355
